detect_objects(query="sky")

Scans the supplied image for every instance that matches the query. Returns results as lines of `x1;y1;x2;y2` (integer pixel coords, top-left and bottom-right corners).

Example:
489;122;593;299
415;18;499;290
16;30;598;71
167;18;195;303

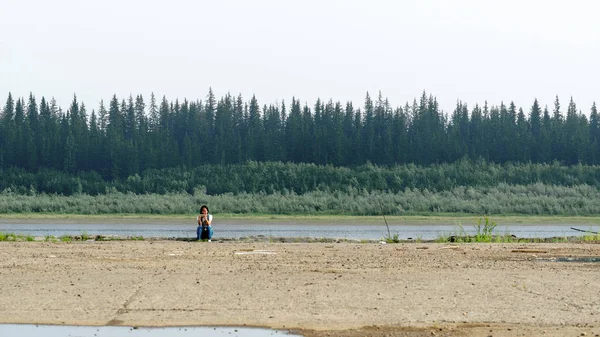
1;0;599;115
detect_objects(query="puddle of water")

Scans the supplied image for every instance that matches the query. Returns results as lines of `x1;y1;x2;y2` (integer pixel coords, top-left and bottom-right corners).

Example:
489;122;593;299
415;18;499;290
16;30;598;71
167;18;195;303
537;256;600;263
235;250;276;255
0;324;301;337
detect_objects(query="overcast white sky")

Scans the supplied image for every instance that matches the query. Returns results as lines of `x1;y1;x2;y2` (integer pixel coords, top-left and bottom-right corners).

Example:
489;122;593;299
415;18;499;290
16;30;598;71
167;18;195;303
1;0;598;114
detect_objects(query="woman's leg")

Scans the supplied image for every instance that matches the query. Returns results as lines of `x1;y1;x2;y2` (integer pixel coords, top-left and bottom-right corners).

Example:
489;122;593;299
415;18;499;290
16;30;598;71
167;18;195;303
208;226;214;240
196;226;201;240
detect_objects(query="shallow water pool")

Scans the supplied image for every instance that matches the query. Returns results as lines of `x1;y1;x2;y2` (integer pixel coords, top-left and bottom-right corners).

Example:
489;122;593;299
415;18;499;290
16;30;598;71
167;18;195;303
0;324;301;337
538;256;600;263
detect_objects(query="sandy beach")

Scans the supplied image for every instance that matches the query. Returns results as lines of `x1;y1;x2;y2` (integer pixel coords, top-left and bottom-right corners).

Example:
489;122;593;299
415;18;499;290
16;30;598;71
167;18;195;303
1;240;599;336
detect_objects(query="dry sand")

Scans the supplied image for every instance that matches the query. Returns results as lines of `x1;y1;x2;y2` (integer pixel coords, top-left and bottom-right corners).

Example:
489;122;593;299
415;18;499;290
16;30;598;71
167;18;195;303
0;240;599;337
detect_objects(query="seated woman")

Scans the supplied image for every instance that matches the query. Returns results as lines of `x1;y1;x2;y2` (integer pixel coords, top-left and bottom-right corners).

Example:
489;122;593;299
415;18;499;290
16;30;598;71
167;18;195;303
196;205;213;242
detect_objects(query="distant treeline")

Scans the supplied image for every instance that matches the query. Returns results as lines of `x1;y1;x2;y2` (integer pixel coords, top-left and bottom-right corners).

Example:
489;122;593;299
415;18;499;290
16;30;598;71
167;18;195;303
0;90;599;178
2;160;600;196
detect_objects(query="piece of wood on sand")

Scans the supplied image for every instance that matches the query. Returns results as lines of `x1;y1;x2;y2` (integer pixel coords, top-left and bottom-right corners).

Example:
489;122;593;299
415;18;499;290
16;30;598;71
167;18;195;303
511;249;548;253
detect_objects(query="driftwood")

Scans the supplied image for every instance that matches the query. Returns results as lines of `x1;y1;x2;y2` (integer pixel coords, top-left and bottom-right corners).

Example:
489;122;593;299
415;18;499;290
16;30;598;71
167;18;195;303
511;249;548;253
571;227;600;235
447;234;517;242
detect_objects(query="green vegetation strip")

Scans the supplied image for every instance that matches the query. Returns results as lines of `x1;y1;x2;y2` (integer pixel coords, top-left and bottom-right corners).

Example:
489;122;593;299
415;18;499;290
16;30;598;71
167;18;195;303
0;232;146;242
5;186;600;216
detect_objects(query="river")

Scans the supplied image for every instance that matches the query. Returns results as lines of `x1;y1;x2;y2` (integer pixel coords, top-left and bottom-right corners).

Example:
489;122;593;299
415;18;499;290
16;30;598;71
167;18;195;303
0;221;597;241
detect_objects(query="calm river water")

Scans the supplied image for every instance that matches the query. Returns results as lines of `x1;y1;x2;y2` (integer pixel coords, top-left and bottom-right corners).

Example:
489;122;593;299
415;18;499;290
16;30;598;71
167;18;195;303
0;221;597;240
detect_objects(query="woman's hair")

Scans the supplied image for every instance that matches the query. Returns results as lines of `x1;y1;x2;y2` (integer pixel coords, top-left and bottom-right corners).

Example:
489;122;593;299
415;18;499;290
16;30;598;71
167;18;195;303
200;205;209;213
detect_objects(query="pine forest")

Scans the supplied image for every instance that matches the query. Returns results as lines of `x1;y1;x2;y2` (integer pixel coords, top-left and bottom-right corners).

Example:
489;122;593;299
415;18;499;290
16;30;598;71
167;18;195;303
1;90;599;216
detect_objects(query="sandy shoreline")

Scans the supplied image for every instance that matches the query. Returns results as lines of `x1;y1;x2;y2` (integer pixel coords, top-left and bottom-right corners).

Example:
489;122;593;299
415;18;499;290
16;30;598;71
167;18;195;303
1;241;599;336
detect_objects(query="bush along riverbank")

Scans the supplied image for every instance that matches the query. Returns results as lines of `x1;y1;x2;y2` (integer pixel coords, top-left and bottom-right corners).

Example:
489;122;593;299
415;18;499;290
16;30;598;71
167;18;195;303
2;183;600;216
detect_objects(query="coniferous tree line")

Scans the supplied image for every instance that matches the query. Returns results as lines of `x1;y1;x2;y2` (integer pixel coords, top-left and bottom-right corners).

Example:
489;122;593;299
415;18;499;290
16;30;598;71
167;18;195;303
0;89;598;182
